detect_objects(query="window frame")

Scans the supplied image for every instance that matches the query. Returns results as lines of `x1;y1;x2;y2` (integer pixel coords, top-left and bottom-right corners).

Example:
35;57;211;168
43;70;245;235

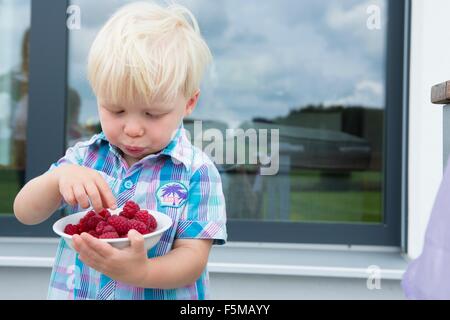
0;0;68;237
229;0;410;246
1;0;410;247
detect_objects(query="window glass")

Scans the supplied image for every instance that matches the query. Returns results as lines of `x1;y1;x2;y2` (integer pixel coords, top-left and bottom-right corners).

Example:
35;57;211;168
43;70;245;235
67;0;387;224
0;0;31;214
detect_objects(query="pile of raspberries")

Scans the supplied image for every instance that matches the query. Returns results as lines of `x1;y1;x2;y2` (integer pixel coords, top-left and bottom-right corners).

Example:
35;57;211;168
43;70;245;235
63;200;157;239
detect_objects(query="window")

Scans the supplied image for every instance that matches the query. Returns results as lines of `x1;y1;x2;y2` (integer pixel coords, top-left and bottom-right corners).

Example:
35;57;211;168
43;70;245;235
1;0;408;245
190;0;389;225
0;1;30;215
0;0;68;236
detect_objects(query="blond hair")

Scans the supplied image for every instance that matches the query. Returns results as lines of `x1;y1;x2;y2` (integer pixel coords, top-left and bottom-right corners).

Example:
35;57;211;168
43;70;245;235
87;1;212;106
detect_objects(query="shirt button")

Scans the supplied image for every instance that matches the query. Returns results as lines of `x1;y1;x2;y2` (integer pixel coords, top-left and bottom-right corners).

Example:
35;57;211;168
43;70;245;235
124;180;133;189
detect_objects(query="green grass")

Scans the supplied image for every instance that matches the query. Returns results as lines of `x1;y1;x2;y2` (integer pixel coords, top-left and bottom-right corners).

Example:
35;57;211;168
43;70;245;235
289;170;382;223
289;191;382;223
256;189;381;223
226;169;383;223
0;167;21;215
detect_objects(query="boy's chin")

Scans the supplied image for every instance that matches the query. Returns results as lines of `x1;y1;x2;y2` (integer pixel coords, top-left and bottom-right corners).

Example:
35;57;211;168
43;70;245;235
122;145;166;160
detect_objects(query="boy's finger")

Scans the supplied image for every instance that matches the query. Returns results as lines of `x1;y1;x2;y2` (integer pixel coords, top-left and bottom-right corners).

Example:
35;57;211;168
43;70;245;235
76;234;105;267
73;184;90;209
84;181;103;212
60;185;76;206
95;177;117;209
80;232;114;258
128;229;145;253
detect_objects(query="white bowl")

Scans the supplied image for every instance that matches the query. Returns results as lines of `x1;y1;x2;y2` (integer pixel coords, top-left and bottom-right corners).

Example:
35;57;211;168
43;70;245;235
53;208;173;251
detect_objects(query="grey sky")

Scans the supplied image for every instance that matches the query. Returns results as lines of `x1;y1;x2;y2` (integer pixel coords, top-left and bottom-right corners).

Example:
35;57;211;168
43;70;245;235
67;0;387;129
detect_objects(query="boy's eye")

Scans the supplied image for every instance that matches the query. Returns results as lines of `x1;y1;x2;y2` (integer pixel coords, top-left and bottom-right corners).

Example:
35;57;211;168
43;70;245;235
146;112;160;118
114;110;124;115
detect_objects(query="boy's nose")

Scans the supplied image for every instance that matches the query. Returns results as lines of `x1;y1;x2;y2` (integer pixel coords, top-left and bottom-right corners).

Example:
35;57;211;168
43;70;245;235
124;123;144;137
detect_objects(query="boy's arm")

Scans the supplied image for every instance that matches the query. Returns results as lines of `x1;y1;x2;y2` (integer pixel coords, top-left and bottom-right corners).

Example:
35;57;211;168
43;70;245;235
13;168;63;225
14;137;93;225
138;162;225;289
142;238;213;289
73;234;214;290
74;161;225;288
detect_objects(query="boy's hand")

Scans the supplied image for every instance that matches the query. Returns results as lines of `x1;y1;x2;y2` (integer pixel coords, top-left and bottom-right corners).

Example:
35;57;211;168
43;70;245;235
54;164;117;212
72;230;149;287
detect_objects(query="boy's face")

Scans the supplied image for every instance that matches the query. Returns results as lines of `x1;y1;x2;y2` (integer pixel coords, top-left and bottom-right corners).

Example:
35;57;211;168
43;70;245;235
97;90;199;167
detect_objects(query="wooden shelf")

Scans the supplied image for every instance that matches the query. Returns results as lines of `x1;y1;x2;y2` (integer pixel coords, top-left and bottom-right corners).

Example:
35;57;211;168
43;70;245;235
431;80;450;104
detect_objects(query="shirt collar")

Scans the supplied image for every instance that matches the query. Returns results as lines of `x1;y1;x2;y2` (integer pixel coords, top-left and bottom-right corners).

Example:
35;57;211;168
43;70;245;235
97;123;192;169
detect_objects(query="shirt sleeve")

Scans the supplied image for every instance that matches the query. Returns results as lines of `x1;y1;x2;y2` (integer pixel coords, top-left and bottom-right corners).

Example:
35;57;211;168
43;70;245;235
46;139;91;211
176;163;228;245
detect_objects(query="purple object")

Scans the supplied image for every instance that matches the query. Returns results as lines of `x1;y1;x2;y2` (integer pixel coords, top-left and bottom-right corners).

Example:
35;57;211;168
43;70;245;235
402;157;450;299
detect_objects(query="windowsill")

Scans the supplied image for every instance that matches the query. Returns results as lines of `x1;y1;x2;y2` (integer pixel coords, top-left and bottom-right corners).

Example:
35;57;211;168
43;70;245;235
208;242;409;280
0;237;409;280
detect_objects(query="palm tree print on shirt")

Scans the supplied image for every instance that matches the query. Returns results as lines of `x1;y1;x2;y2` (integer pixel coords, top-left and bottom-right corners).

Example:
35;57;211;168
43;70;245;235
160;183;188;206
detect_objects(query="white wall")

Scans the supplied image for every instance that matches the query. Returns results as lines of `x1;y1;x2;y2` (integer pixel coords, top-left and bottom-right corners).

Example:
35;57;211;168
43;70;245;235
0;266;405;300
408;0;450;258
0;239;407;300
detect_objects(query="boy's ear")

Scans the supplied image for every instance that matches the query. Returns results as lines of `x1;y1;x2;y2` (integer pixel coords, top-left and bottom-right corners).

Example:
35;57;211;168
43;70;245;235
184;90;200;117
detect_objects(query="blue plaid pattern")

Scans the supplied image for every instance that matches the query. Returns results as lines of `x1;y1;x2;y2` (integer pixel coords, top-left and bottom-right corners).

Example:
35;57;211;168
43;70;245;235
46;124;227;299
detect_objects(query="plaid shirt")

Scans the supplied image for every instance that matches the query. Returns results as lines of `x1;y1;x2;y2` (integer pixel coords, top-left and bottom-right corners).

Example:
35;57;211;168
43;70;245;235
46;124;227;300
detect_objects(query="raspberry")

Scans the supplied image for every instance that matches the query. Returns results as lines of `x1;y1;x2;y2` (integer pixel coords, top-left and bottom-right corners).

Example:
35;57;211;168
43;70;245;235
85;214;103;231
121;200;140;219
147;214;157;232
134;210;149;223
95;221;108;234
78;210;98;232
107;215;130;236
80;210;96;224
135;210;157;232
77;221;90;233
99;232;119;239
102;225;117;234
98;208;111;219
126;200;140;211
88;230;99;238
128;219;149;234
119;210;130;219
64;224;79;235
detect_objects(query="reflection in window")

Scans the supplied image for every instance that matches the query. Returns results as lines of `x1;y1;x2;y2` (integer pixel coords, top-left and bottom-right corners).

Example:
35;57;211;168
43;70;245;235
0;0;31;214
67;0;387;224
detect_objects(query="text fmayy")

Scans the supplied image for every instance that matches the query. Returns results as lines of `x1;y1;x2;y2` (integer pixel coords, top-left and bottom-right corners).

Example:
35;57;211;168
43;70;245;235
180;304;271;317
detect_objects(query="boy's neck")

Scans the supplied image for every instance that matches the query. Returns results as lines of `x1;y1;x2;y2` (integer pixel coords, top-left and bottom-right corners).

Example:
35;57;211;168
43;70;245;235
121;148;165;168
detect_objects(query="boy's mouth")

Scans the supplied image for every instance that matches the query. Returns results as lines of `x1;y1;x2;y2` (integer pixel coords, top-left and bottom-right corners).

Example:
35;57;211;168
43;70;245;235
125;145;145;154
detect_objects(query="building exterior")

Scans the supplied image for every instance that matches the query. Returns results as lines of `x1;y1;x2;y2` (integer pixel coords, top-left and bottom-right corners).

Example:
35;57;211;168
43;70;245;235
0;0;446;299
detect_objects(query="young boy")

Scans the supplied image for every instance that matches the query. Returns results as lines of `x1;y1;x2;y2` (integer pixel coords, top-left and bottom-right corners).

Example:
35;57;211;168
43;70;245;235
13;1;227;300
